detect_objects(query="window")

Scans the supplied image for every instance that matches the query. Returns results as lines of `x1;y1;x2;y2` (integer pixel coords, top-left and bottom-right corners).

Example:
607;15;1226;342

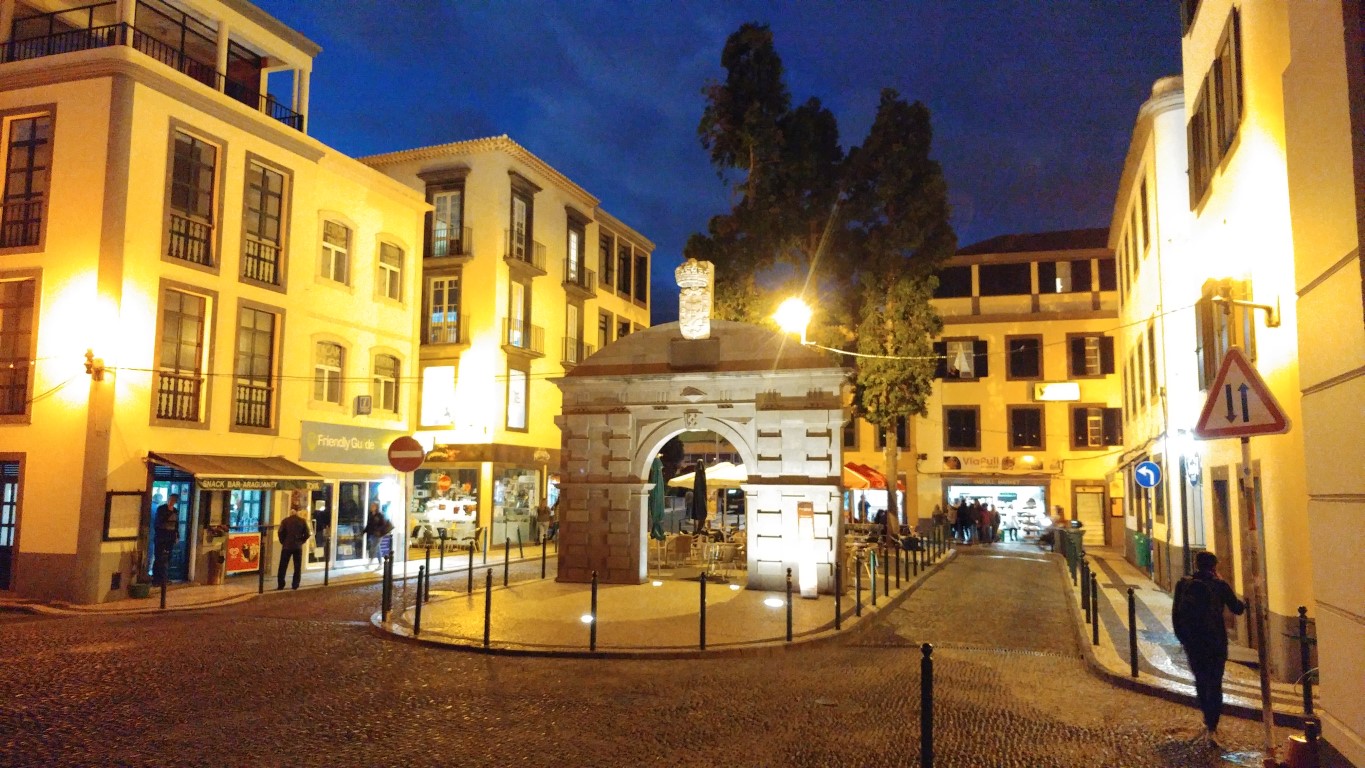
598;310;612;350
842;418;859;450
1067;334;1115;377
2;112;51;249
599;233;615;287
156;287;208;422
1008;406;1045;450
1187;8;1243;205
1005;336;1042;380
977;262;1031;296
506;363;527;431
875;416;907;451
506;279;531;348
319;220;349;284
373;354;399;414
1038;261;1091;294
1070;405;1122;448
1136;336;1147;407
1097;257;1117;291
0;278;36;416
933;266;972;298
944;407;980;451
1122;358;1132;421
1147;323;1158;398
564;303;584;364
313;342;344;404
617;318;631;340
617;244;631;294
427;274;461;344
432;189;464;257
378;242;403;301
420;365;456;427
934;338;987;380
1194;278;1255;390
233;306;277;429
566;218;585;283
167;130;217;266
241;160;285;285
633;252;649;303
1139;179;1150;249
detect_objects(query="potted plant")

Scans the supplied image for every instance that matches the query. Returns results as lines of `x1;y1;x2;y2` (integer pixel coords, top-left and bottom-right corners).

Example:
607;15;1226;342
128;542;151;598
205;524;228;585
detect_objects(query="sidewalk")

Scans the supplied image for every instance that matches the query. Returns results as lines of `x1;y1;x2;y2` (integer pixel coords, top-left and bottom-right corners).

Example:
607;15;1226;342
1068;545;1317;728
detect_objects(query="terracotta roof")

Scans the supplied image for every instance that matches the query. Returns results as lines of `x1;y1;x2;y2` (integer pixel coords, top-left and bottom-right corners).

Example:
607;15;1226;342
956;228;1110;256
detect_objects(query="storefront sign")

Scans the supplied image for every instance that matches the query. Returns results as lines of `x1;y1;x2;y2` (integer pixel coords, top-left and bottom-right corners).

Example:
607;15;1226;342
225;532;262;574
198;477;320;491
300;421;405;466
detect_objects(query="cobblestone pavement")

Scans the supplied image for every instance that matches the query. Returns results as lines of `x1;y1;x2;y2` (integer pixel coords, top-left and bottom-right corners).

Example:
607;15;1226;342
0;548;1288;767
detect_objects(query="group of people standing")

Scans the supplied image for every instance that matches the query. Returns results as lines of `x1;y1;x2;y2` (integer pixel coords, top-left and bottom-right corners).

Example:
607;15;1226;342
945;497;1019;544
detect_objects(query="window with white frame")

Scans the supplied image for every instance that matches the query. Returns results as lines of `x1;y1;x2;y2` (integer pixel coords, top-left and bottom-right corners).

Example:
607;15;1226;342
427;274;461;344
378;243;403;301
506;364;527;431
319;220;350;284
314;341;344;404
1067;333;1115;378
373;354;399;414
432;189;463;257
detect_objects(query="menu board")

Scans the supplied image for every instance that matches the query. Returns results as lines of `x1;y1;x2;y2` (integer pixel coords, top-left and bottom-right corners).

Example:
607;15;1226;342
226;532;262;574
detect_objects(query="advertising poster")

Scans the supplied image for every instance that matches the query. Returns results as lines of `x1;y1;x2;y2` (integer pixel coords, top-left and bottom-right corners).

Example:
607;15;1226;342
226;532;262;574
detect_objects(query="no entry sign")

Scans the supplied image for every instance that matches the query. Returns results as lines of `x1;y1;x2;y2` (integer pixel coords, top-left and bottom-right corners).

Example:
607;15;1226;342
387;436;425;473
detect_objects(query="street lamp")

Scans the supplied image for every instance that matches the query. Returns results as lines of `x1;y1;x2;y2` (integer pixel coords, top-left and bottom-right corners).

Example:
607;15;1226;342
774;297;813;345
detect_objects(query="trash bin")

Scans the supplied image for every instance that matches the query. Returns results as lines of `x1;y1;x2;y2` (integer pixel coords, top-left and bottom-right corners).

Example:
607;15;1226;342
1134;532;1152;569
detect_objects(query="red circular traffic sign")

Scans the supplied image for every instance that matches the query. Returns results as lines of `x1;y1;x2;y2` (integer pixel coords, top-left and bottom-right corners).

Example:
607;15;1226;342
437;473;452;492
387;436;425;473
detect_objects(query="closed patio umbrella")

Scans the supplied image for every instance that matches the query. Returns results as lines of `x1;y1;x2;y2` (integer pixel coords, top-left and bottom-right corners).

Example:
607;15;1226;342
689;461;708;532
649;456;666;541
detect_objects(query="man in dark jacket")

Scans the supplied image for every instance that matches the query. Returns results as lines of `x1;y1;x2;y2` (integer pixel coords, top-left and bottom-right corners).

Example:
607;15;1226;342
151;494;180;586
1172;551;1246;745
276;504;311;590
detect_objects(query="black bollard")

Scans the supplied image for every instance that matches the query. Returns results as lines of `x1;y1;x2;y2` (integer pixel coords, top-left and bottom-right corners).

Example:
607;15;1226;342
590;570;599;652
466;545;474;593
835;564;843;631
483;569;493;649
503;538;510;587
1299;606;1314;716
424;546;432;603
699;573;707;651
786;568;793;642
1090;572;1100;646
882;544;889;598
855;552;863;617
1068;539;1078;585
517;528;524;559
482;528;488;565
1128;587;1139;677
913;542;920;578
257;524;266;595
439;532;446;572
871;550;878;607
323;541;331;587
920;643;934;768
895;547;902;589
1081;559;1091;623
541;535;548;579
381;555;391;622
414;566;424;636
160;576;167;611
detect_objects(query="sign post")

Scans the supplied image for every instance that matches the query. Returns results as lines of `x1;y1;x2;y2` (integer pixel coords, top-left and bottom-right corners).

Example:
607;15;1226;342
388;436;426;598
1193;348;1289;767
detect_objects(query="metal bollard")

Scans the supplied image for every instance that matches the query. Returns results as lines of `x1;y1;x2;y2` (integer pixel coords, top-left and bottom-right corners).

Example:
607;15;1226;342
1081;559;1091;623
517;528;524;559
160;577;167;611
1299;606;1314;716
381;555;391;622
786;568;793;642
257;525;266;595
503;538;510;587
1128;587;1138;677
483;569;493;649
920;643;934;768
424;546;432;603
1090;572;1100;646
439;532;446;572
590;570;599;652
482;528;488;565
699;573;707;651
323;541;331;587
882;545;889;598
855;552;863;617
414;566;424;636
835;564;842;631
913;542;920;577
467;545;474;593
896;547;902;589
870;550;878;607
541;535;548;579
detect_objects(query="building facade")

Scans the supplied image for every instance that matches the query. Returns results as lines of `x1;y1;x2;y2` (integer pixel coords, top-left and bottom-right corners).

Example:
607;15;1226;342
360;137;652;552
0;0;427;603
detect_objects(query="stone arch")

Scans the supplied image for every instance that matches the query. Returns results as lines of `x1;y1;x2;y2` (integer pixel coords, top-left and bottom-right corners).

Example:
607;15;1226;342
632;415;757;481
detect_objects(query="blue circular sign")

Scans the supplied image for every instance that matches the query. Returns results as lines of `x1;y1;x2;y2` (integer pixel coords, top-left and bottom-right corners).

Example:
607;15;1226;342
1134;460;1163;489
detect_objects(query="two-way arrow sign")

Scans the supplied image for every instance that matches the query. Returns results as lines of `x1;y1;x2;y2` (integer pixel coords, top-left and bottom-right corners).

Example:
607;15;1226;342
1194;348;1290;439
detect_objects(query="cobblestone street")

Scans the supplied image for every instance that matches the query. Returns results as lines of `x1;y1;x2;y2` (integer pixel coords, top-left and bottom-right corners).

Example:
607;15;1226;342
0;548;1287;767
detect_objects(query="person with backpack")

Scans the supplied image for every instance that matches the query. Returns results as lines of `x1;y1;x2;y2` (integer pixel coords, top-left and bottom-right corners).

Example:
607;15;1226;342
1171;551;1246;745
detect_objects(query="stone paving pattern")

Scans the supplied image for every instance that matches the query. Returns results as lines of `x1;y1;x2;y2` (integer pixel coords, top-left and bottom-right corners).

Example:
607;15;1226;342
0;548;1291;767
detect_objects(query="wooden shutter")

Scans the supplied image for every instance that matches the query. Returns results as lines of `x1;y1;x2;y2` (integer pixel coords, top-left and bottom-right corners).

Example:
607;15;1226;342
933;341;947;379
1069;337;1085;377
973;339;989;378
1100;336;1115;374
1072;407;1088;449
1102;408;1123;446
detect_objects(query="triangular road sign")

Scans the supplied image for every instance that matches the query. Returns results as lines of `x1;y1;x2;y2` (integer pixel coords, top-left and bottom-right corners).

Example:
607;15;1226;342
1193;348;1290;439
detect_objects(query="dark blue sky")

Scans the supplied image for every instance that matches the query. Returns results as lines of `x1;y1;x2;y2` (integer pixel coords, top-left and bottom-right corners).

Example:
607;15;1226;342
254;1;1180;322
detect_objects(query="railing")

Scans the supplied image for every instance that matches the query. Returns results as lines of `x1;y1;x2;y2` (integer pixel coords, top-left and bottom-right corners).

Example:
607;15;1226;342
561;338;595;366
427;313;465;345
241;237;280;285
0;366;28;415
502;318;545;355
155;371;202;421
2;23;303;131
431;226;473;259
563;261;596;295
167;213;213;266
1;200;44;248
234;381;273;428
504;229;546;272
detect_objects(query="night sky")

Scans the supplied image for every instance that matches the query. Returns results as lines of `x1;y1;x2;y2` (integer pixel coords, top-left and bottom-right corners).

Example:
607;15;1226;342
253;1;1181;322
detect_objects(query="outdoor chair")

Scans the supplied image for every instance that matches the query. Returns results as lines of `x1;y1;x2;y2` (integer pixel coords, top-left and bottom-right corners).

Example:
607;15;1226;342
666;534;694;568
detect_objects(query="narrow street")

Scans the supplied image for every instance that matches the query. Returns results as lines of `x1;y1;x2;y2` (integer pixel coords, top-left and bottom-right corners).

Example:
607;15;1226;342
0;548;1283;767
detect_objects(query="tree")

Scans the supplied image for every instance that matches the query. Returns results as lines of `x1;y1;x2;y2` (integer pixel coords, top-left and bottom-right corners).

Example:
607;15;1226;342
844;90;956;531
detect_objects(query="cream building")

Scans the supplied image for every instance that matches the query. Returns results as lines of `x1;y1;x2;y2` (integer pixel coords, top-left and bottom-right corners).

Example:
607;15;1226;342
360;137;652;551
844;230;1124;544
0;0;427;603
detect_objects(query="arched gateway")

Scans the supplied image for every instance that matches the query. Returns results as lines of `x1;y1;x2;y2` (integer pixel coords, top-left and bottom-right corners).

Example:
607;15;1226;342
554;318;850;593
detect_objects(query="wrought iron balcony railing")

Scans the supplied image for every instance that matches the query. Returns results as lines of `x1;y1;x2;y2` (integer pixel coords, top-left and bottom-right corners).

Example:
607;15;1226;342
0;200;44;248
502;318;545;355
504;229;546;272
431;226;473;259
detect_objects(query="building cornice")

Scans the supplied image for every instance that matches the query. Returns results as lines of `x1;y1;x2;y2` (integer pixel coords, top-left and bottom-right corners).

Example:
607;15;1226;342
219;0;322;59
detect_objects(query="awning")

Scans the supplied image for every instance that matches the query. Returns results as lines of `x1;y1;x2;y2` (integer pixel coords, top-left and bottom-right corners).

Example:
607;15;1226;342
843;462;905;491
148;452;324;491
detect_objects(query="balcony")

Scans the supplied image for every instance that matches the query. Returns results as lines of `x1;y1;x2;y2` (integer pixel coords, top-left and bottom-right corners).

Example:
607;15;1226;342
155;371;202;421
167;212;213;266
1;20;303;131
234;381;273;428
0;364;28;415
501;317;545;357
241;236;281;285
562;259;596;299
504;229;547;276
561;338;595;368
430;226;473;261
426;312;467;347
0;199;43;248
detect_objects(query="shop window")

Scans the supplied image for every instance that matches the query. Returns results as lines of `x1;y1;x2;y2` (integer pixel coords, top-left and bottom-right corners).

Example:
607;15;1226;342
933;265;972;298
0;277;36;417
2;111;52;249
944;406;980;451
1067;333;1115;378
977;262;1031;296
1070;405;1122;448
1006;335;1042;380
934;338;987;380
492;466;539;549
1008;406;1045;450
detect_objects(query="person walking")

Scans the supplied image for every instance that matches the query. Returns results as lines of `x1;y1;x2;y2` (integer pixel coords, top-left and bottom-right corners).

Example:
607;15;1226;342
946;499;960;544
1172;551;1247;746
276;503;311;591
978;503;996;545
364;501;391;568
151;494;180;586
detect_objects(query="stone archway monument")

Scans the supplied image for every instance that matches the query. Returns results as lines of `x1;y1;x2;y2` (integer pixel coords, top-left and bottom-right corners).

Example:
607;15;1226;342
554;259;850;593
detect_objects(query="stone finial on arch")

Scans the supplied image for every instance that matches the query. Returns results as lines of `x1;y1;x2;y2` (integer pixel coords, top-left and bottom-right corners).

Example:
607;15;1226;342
633;415;757;479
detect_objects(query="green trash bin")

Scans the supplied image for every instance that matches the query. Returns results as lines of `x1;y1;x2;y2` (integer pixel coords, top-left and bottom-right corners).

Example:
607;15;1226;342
1134;532;1152;568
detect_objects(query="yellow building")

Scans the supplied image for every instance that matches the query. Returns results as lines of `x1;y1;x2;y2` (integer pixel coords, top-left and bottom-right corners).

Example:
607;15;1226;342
360;137;652;550
844;230;1123;545
0;0;427;603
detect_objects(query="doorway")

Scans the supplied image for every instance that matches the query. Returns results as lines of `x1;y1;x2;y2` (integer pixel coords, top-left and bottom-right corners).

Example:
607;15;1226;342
1072;486;1106;547
150;478;193;582
0;460;18;590
308;485;333;567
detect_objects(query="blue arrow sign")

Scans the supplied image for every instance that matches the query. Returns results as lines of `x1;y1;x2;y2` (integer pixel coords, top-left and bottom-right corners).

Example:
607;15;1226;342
1135;460;1162;489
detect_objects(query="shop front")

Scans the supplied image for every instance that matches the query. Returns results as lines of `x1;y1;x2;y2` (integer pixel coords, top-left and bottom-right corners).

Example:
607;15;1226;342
298;421;407;571
414;443;559;555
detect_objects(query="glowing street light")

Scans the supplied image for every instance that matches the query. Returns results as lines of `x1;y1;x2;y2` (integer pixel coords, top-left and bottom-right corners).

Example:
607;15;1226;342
773;297;813;345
